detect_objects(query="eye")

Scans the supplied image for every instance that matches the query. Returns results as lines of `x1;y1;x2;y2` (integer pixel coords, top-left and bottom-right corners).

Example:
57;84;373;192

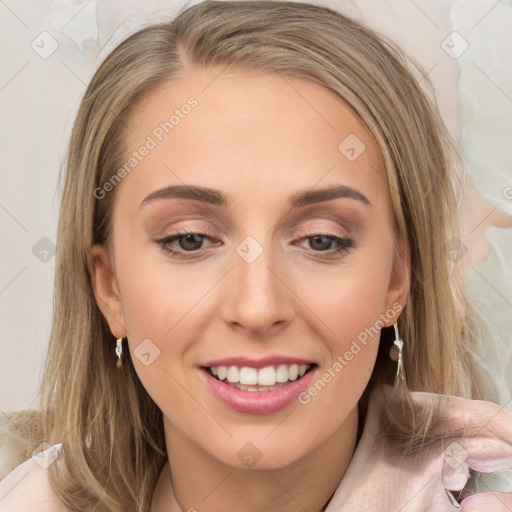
156;231;219;259
296;234;354;256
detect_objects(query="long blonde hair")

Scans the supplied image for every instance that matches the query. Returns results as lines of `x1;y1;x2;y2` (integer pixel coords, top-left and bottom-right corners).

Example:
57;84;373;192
2;1;494;510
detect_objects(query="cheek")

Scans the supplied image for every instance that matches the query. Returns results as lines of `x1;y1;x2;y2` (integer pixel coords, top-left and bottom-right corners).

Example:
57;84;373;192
291;263;390;435
291;239;394;393
294;245;394;345
296;268;386;387
112;222;194;340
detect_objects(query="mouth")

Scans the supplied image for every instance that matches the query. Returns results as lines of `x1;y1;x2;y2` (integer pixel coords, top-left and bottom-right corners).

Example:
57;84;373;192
202;363;317;391
199;362;318;414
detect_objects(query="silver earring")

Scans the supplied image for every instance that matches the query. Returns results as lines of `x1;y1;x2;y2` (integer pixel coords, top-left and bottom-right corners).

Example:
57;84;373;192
116;338;123;368
389;323;405;386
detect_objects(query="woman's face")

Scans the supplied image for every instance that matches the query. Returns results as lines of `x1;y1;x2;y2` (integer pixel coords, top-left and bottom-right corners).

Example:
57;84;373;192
91;68;409;469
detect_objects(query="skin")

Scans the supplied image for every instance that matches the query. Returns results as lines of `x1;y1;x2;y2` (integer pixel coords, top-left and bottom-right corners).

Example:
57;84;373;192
90;68;410;512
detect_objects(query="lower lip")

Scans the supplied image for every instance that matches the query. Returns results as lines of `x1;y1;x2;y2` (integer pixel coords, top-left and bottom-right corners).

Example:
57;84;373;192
201;367;317;414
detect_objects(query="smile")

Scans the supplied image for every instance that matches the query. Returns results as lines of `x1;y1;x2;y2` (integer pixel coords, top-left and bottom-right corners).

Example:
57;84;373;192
207;363;313;390
200;360;318;414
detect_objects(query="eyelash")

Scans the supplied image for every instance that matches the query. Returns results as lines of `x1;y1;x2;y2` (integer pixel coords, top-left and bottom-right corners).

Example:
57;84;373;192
155;230;354;260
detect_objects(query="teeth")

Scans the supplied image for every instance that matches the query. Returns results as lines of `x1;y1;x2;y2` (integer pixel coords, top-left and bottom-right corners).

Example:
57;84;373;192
276;364;290;383
259;366;277;386
217;366;227;381
289;364;299;381
227;366;239;383
208;363;312;386
232;382;287;392
239;367;258;385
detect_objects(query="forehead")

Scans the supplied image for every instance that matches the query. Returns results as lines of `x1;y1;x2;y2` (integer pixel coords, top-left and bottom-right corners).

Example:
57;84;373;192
117;68;387;209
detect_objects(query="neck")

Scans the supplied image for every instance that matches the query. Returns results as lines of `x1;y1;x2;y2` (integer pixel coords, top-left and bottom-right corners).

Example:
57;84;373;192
151;406;359;512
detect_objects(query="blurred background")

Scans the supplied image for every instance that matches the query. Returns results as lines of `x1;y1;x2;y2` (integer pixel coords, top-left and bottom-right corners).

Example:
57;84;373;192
1;0;511;414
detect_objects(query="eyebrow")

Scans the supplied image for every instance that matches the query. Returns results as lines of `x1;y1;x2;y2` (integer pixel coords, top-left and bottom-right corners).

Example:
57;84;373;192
139;183;371;209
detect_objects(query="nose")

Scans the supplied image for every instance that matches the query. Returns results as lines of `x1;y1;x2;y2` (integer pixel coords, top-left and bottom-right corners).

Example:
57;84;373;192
220;237;294;336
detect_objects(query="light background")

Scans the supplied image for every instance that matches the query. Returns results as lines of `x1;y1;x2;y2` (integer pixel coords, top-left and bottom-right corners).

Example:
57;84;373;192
1;0;511;413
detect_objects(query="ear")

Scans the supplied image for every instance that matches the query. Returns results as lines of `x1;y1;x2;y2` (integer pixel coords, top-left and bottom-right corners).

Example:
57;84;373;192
89;244;127;339
382;236;410;325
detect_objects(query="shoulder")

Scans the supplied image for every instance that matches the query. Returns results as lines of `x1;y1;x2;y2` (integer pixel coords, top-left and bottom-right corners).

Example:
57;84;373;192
0;444;71;511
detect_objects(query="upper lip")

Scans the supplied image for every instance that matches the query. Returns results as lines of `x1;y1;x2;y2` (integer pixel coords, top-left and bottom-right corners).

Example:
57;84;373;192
200;356;317;369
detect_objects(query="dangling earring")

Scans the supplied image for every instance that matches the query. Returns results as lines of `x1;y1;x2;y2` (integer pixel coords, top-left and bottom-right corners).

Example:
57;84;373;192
115;338;123;368
388;322;405;386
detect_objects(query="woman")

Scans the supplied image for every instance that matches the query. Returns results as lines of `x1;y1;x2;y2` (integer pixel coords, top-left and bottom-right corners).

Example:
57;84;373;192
0;1;511;510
